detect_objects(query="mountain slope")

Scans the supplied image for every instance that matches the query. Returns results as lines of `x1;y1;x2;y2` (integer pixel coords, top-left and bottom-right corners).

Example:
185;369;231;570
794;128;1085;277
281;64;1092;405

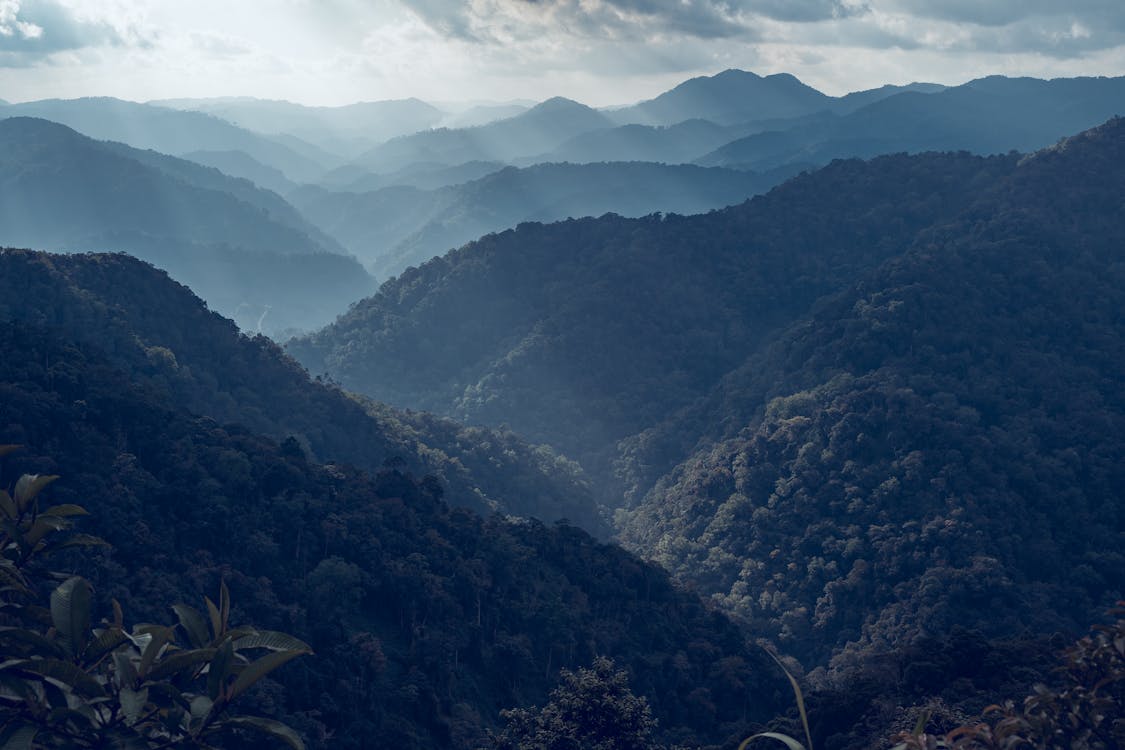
0;301;786;749
699;75;1125;169
288;151;1015;481
0;97;328;180
354;97;614;173
617;118;1125;668
0;116;371;333
291;161;800;278
611;69;831;126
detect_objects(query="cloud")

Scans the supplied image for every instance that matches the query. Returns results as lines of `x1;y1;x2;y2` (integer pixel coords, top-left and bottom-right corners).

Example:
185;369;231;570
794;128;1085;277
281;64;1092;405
397;0;870;45
0;0;139;67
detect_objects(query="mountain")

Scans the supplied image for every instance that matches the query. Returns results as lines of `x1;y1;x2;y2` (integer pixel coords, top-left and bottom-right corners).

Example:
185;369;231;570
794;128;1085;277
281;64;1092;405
535;119;741;165
155;96;446;158
286;117;1125;720
438;102;530;128
0;116;372;333
610;69;831;126
699;75;1125;169
289;160;801;279
833;81;947;112
617;117;1125;671
181;148;297;194
0;247;790;748
353;97;615;173
317;160;505;193
288;151;1014;476
0;97;329;181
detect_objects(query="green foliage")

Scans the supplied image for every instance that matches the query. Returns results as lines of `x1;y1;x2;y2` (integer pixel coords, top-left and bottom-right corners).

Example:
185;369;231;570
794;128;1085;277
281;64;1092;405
890;606;1125;750
0;467;311;749
488;657;662;750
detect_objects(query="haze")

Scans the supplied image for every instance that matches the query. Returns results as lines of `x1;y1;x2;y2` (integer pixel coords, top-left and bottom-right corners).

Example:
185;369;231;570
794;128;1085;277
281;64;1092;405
2;0;1124;106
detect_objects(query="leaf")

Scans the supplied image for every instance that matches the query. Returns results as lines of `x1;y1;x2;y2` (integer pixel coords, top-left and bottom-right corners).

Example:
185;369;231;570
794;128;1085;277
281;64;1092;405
172;604;212;649
13;475;58;512
45;533;109;552
50;577;91;659
763;648;814;750
16;658;105;698
738;732;807;750
84;627;127;663
0;722;37;750
138;627;173;679
39;504;89;519
113;650;137;688
228;650;305;700
221;715;305;750
145;648;217;682
219;581;230;636
120;686;149;726
205;597;221;642
207;640;234;701
0;627;67;658
232;631;312;654
0;491;17;521
190;695;214;724
0;445;21;458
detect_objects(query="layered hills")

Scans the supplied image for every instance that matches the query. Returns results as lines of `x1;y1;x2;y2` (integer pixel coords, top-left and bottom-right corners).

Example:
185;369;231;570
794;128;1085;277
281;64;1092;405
290;161;799;278
0;250;788;747
289;118;1125;680
0;117;371;333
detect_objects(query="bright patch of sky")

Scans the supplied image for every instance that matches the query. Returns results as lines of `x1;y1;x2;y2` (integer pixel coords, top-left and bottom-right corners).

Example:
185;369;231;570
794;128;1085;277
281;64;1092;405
0;0;1122;106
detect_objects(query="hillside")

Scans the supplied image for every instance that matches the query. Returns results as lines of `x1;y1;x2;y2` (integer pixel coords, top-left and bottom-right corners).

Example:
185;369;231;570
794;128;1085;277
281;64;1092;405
353;97;614;173
616;118;1125;672
288;151;1015;478
699;75;1125;169
0;307;787;749
0;117;371;333
291;161;800;278
0;97;328;181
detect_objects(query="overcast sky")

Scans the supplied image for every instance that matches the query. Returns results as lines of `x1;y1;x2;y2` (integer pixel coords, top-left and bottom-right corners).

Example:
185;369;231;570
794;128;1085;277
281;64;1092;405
1;0;1124;106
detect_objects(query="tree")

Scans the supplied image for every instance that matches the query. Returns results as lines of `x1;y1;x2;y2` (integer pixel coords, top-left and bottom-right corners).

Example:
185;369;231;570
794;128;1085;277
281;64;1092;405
489;656;660;750
0;454;312;749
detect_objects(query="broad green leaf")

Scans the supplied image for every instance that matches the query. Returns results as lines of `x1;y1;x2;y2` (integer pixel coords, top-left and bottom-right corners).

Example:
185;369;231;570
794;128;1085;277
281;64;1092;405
204;597;221;642
0;627;66;658
228;650;305;700
113;650;137;687
84;627;127;663
50;577;91;658
207;640;234;701
145;648;216;682
0;491;17;521
120;686;149;726
219;581;230;636
17;658;105;698
44;533;109;552
232;631;312;654
40;504;89;519
0;722;37;750
138;627;173;678
172;604;211;649
13;475;58;512
738;732;807;750
221;715;305;750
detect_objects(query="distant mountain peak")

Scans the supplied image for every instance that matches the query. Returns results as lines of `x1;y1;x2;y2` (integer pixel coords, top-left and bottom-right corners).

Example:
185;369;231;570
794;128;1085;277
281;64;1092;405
528;96;595;114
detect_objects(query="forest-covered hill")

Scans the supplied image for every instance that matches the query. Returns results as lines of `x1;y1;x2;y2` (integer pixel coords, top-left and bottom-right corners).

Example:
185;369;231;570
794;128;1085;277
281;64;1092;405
289;161;798;278
288;150;1017;479
0;117;371;334
289;116;1125;692
0;308;789;748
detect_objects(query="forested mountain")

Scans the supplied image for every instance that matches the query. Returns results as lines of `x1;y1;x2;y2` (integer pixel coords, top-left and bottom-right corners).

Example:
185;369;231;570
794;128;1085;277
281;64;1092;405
353;98;614;173
289;160;801;279
155;96;445;158
0;249;606;533
618;117;1125;670
289;117;1125;697
535;119;746;165
699;75;1125;169
608;69;832;126
317;160;505;193
0;117;371;333
289;151;1015;472
0;97;329;181
0;248;793;749
181;148;297;195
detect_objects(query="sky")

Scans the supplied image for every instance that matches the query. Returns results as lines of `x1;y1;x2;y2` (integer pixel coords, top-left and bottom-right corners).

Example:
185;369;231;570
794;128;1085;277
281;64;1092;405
0;0;1124;107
